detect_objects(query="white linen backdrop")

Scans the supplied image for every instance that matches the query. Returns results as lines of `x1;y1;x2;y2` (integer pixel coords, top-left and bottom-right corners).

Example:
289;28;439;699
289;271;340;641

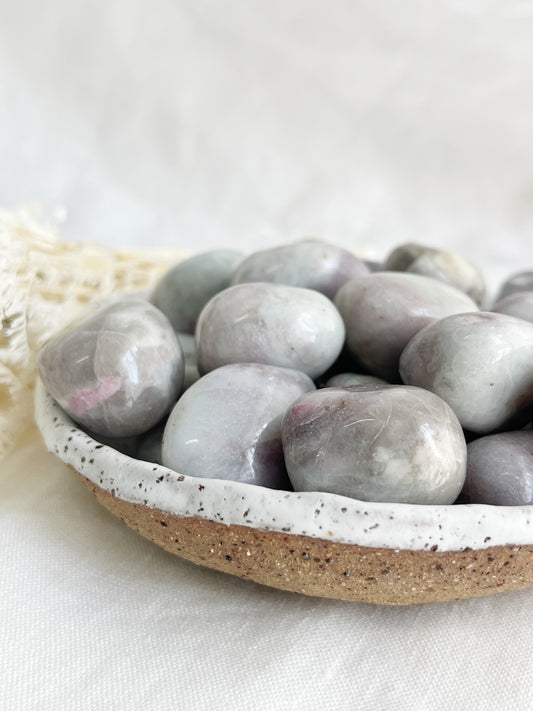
2;2;533;709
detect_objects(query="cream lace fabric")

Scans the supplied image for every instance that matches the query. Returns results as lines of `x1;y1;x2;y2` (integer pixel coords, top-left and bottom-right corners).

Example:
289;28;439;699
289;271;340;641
0;209;185;461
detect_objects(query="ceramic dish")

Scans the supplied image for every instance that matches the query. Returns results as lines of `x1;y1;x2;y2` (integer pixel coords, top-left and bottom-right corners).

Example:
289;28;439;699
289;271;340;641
35;379;533;605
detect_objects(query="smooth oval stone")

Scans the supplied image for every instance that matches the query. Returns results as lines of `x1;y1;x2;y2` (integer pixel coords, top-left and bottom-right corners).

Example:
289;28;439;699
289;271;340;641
492;291;533;325
407;250;485;305
400;312;533;434
334;272;478;381
151;249;244;334
465;431;533;505
162;363;315;488
383;242;428;271
38;299;184;437
384;242;485;304
176;332;200;390
282;385;466;505
231;239;369;299
325;373;388;388
495;270;533;302
196;282;346;379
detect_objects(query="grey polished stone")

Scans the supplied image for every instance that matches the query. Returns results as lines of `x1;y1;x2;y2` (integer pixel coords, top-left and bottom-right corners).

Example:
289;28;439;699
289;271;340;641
325;372;388;388
400;311;533;434
231;238;369;299
282;384;466;505
492;291;533;325
384;242;485;304
176;332;200;390
196;282;346;379
162;363;315;488
38;299;184;437
334;271;478;382
151;249;244;334
407;250;485;305
465;431;533;505
495;270;533;302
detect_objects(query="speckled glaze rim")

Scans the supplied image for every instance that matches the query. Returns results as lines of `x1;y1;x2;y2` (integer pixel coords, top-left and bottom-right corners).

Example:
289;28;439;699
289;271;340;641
34;378;533;554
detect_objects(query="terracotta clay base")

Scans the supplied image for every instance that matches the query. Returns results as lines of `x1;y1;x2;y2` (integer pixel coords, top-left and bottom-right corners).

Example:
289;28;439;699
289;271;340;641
77;469;533;605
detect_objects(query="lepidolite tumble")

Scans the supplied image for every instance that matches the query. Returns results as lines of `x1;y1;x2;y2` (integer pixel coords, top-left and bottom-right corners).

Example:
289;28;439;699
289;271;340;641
162;363;315;488
38;299;184;437
465;431;533;505
195;282;345;379
399;312;533;434
281;384;466;505
334;272;478;382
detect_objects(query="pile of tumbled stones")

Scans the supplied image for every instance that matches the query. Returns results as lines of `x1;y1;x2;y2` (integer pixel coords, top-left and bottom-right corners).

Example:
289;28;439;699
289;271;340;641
38;240;533;507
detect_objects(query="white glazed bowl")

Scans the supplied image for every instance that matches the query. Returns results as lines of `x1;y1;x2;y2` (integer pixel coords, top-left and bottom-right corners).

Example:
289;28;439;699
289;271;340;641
35;379;533;605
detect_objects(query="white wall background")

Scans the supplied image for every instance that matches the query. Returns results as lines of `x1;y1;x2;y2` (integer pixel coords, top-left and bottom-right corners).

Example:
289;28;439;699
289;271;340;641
1;0;533;288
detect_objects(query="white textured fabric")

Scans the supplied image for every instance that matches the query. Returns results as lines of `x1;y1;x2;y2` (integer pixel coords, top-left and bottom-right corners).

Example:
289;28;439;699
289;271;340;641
3;431;533;710
2;2;533;709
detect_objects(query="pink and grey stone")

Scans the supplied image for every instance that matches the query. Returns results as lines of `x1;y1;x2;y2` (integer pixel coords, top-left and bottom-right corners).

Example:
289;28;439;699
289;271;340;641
281;384;466;505
38;299;184;438
230;238;370;299
334;271;478;382
162;363;315;489
196;282;345;379
400;311;533;434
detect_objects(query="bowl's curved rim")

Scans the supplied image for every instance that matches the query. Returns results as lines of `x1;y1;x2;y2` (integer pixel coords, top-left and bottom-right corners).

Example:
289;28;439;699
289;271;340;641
34;378;533;553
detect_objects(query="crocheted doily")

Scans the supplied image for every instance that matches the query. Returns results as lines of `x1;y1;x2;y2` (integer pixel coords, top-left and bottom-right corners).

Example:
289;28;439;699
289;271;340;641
0;208;186;461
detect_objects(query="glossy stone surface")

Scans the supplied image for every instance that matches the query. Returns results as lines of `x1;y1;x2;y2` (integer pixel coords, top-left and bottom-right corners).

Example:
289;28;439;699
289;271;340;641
407;250;485;305
38;299;184;437
162;363;315;488
492;291;533;325
495;270;533;302
384;242;485;304
400;312;533;434
196;282;345;379
465;431;533;505
282;384;466;505
383;243;427;271
325;372;388;388
231;239;369;299
176;332;200;389
151;249;244;334
334;272;478;381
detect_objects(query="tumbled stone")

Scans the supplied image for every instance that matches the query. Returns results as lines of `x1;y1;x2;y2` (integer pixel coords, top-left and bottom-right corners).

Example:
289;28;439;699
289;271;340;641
495;270;533;302
281;384;466;505
492;291;533;325
383;242;428;271
384;242;485;304
38;299;184;437
151;249;244;334
325;372;388;388
465;431;533;505
162;363;315;488
334;272;478;381
176;332;200;390
400;311;533;434
231;238;369;299
407;250;485;305
196;282;345;379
